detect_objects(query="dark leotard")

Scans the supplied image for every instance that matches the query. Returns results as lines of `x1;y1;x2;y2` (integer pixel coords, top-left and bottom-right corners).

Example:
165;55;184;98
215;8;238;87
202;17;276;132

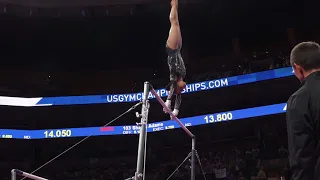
165;45;186;110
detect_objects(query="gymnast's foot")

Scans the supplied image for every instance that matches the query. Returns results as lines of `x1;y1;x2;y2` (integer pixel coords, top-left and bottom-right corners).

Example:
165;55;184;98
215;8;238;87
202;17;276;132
171;0;178;8
163;100;172;113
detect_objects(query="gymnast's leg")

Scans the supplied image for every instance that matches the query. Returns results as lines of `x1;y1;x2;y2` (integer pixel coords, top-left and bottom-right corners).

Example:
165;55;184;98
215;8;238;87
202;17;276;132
166;0;182;50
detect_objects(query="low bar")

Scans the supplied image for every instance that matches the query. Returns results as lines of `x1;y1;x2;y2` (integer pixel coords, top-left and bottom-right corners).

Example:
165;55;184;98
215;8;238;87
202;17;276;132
11;169;48;180
150;89;194;138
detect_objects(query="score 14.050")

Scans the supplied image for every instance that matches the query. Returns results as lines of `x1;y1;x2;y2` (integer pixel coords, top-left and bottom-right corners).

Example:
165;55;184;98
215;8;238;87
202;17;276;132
44;129;72;138
204;112;233;123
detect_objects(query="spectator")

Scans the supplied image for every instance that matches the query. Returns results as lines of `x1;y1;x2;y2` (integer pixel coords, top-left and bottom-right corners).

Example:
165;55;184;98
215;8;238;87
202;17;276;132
278;146;288;157
256;166;267;180
251;172;256;180
238;172;248;180
283;165;291;180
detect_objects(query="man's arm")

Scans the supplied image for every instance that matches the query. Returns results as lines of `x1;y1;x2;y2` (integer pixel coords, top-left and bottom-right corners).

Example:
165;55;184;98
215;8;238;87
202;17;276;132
286;93;315;180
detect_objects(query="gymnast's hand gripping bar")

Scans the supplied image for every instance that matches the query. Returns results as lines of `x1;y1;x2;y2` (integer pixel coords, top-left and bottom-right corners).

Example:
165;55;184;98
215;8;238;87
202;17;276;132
11;169;48;180
150;86;194;138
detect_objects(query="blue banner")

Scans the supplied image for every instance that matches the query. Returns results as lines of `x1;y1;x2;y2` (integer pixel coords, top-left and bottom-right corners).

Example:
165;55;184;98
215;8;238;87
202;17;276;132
0;102;287;139
0;67;293;107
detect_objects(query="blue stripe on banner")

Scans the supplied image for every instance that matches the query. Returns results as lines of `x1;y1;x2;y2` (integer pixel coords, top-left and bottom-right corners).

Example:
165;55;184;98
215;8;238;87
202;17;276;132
0;102;287;139
0;67;294;106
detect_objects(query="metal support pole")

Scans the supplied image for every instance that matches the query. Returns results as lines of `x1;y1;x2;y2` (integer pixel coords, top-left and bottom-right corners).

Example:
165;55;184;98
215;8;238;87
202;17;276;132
191;137;196;180
11;169;48;180
11;169;16;180
135;82;150;180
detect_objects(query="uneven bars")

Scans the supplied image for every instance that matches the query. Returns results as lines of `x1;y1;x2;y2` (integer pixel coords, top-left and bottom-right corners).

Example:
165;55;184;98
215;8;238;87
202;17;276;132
11;169;48;180
150;88;194;138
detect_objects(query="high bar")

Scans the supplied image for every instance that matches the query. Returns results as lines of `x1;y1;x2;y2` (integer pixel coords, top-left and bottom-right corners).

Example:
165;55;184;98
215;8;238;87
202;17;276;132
150;88;194;138
11;169;48;180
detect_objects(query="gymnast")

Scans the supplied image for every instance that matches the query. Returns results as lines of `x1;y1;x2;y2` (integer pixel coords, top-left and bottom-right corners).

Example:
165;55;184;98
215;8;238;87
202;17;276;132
164;0;187;118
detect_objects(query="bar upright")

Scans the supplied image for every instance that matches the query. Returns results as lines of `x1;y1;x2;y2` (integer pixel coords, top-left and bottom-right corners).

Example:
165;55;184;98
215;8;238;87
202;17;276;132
135;82;150;180
11;169;16;180
11;169;48;180
191;137;196;180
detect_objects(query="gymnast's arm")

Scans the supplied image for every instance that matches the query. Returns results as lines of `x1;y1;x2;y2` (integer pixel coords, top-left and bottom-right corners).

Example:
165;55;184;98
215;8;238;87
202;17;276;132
174;93;182;110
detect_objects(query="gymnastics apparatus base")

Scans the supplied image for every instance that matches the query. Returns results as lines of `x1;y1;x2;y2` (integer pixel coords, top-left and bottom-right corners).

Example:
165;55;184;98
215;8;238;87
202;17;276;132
10;81;206;180
125;82;207;180
11;169;48;180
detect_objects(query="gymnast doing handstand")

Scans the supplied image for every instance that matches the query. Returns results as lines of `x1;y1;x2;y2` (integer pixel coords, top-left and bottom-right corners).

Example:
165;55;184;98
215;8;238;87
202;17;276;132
164;0;187;118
